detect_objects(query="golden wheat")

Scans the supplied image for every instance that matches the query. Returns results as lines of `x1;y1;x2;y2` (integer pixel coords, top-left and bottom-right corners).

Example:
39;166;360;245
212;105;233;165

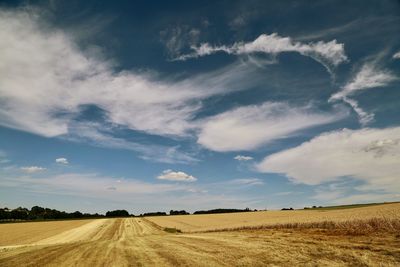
146;202;400;232
0;203;399;266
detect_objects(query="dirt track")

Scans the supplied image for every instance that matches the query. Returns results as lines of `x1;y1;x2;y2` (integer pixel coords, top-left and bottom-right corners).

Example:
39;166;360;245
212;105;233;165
1;218;399;266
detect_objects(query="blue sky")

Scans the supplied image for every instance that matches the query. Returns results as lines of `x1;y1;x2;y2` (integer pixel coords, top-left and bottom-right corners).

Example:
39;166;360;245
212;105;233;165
0;0;399;214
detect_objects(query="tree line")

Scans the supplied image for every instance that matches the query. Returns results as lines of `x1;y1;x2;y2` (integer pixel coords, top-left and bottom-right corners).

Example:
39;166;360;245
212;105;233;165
0;206;105;221
0;206;258;222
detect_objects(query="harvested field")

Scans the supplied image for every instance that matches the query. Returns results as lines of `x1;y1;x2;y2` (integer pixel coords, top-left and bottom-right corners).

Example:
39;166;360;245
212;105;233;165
0;219;94;246
147;202;400;232
1;203;400;266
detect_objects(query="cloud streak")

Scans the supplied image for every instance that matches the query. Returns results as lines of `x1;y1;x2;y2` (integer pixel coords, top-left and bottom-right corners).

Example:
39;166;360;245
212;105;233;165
329;62;397;125
20;166;46;173
229;178;264;186
198;102;347;152
234;155;253;161
175;33;348;73
0;8;267;162
0;9;265;139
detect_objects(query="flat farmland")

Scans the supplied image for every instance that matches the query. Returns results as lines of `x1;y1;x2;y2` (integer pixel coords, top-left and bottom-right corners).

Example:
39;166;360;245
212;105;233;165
0;219;94;246
0;203;399;266
146;203;400;232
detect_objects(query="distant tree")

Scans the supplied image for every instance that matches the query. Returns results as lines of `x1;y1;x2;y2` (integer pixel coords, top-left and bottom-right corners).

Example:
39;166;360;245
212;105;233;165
106;210;130;217
193;208;252;215
142;212;167;217
10;207;29;220
0;208;10;220
29;206;44;219
169;210;189;215
72;211;83;218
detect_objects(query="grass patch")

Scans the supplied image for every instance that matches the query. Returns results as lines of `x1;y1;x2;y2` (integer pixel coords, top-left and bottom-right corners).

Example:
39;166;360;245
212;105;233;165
164;227;182;233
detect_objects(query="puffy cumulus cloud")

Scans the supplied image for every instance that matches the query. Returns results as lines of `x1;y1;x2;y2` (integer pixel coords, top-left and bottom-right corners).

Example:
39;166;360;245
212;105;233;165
256;127;400;193
157;169;197;182
20;166;46;173
329;63;398;125
175;33;347;72
0;8;255;139
55;158;69;164
197;102;347;152
234;155;253;161
393;51;400;59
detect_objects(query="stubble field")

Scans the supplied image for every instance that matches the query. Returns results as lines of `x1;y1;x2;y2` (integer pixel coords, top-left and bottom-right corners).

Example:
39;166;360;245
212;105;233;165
0;203;399;266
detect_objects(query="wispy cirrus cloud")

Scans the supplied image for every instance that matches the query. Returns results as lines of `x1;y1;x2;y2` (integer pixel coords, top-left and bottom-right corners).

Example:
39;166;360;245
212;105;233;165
0;9;200;138
330;63;397;100
229;178;264;186
197;102;347;152
160;25;201;59
329;62;397;125
256;127;400;194
0;8;266;162
174;33;348;73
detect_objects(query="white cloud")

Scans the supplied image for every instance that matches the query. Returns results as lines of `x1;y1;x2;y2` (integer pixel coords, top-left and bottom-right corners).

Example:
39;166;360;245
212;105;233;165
341;97;374;125
157;169;197;182
393;51;400;59
256;127;400;193
175;33;348;72
330;63;397;100
234;155;253;161
198;102;347;152
229;178;264;186
55;158;69;165
0;9;256;139
20;166;46;173
329;63;397;125
1;8;288;164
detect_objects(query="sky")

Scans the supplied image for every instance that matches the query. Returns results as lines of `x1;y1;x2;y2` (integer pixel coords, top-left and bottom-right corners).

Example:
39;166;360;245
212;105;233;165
0;0;399;214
